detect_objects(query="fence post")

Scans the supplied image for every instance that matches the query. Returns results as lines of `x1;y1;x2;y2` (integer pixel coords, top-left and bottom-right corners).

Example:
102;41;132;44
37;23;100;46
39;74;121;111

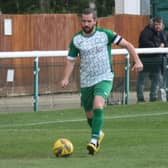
166;57;168;101
33;56;39;112
125;54;130;104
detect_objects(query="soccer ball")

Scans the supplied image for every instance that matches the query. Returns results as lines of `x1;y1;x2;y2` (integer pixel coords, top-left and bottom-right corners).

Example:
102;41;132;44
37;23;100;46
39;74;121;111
52;138;74;157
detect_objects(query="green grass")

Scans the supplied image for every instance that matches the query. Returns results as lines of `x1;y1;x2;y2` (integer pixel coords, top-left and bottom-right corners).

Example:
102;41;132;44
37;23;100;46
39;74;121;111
0;102;168;168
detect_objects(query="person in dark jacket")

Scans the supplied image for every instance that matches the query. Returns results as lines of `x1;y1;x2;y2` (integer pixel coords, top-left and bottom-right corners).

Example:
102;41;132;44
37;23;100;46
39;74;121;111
136;16;168;102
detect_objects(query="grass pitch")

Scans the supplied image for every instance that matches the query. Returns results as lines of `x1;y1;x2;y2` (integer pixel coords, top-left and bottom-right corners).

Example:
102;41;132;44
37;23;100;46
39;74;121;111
0;102;168;168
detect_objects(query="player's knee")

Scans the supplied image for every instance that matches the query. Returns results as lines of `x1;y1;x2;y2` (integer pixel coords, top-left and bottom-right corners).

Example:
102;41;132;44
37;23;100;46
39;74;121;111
86;111;93;118
93;96;105;109
93;101;104;109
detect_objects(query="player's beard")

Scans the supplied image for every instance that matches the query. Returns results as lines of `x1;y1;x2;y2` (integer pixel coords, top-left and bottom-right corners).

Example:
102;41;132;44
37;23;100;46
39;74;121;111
82;26;95;34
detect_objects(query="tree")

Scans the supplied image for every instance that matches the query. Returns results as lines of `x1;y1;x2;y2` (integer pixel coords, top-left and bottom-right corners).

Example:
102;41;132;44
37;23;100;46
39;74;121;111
95;0;115;17
0;0;39;14
0;0;115;17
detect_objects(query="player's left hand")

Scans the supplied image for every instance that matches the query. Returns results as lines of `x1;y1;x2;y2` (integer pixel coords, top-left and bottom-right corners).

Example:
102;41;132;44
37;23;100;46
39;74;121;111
131;61;143;72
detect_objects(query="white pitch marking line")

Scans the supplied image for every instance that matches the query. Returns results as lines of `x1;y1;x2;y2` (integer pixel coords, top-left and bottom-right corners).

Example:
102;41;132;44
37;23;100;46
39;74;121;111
0;112;168;129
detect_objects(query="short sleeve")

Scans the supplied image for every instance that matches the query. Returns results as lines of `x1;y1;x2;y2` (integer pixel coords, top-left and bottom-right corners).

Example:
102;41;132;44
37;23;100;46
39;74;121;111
68;38;79;60
105;29;116;43
104;29;122;45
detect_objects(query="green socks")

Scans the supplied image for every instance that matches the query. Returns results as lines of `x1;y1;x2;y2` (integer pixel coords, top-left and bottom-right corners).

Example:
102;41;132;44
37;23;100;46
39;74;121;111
87;118;92;128
91;108;104;139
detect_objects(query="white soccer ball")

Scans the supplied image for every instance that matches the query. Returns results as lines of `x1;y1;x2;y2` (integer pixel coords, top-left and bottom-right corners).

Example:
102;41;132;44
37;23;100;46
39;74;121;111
52;138;74;157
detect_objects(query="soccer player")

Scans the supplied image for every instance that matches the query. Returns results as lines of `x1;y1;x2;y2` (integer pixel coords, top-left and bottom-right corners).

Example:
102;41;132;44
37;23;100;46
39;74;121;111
61;8;143;155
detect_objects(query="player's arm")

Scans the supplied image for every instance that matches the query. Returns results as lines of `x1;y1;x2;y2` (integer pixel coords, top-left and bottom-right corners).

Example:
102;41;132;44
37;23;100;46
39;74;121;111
118;38;143;72
61;37;78;88
61;59;75;88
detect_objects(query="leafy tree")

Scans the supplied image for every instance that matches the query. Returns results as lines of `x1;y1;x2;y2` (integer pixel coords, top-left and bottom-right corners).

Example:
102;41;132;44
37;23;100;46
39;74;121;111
0;0;39;14
95;0;115;17
0;0;115;17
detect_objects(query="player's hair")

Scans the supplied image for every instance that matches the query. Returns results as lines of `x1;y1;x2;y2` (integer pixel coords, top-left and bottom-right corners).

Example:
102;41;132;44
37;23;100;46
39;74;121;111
81;8;97;20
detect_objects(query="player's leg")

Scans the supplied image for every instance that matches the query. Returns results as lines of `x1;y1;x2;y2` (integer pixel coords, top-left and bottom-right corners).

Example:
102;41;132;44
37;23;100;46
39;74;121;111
81;86;98;154
80;86;94;128
87;80;112;155
91;96;104;142
86;111;93;128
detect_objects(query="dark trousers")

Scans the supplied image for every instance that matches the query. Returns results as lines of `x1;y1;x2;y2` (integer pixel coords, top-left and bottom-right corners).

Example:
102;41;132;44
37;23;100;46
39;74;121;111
136;70;161;101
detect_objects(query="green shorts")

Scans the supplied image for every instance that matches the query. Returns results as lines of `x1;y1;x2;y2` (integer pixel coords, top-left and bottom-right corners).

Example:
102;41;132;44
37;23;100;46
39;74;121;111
80;80;113;112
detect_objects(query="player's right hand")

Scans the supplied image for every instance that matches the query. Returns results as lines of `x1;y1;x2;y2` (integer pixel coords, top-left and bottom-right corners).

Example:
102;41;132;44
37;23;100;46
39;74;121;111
61;79;69;88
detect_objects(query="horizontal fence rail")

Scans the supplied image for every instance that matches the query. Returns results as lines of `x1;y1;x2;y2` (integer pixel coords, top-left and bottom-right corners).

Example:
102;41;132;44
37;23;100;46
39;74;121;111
0;48;168;112
0;48;168;58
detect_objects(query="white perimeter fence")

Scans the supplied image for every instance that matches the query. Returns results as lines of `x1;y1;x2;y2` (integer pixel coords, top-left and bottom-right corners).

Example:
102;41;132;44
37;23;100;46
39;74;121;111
0;48;168;112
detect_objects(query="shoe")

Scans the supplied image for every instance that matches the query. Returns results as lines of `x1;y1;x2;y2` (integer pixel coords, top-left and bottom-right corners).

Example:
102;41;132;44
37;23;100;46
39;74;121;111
87;132;105;155
98;131;105;145
137;98;145;103
150;97;157;102
87;143;99;155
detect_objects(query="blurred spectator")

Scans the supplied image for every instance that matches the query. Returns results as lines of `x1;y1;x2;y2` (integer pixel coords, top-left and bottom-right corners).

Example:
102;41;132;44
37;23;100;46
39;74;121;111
136;16;168;102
